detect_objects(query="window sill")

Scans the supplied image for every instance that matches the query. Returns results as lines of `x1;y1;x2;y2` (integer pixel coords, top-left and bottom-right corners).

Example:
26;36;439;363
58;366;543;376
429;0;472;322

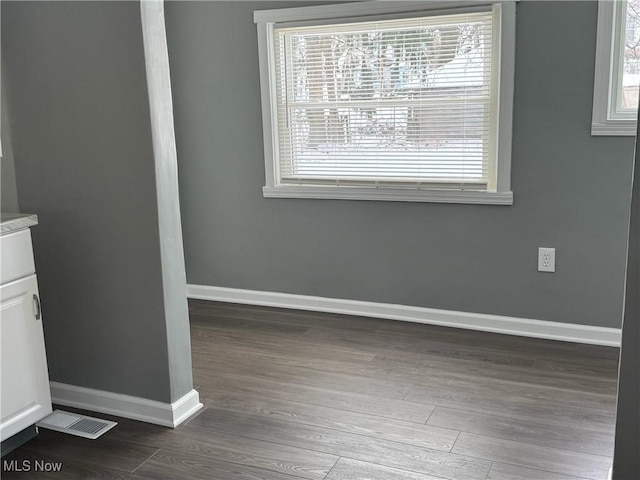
591;120;637;136
262;185;513;205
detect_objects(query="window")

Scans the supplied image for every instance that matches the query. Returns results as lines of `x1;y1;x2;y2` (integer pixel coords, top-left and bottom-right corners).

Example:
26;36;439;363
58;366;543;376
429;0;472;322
255;1;515;205
592;0;640;136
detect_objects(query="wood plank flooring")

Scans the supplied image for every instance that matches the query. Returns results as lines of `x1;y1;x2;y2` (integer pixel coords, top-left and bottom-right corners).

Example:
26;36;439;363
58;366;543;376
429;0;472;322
1;300;619;480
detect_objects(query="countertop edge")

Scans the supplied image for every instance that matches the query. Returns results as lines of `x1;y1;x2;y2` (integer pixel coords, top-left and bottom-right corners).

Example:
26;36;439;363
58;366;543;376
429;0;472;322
0;213;39;236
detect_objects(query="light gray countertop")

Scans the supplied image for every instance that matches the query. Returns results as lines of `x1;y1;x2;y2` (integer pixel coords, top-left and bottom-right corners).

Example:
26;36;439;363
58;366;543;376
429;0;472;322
0;213;38;235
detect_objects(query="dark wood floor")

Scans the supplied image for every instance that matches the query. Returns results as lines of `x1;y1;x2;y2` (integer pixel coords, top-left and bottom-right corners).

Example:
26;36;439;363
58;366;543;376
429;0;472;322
2;300;620;480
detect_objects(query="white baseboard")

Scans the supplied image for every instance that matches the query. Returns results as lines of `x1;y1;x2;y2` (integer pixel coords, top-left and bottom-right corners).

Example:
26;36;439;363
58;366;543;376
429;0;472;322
187;284;621;347
49;382;202;428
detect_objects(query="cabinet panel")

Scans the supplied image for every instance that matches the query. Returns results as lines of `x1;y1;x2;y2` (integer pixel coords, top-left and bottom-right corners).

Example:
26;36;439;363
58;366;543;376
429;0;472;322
0;275;52;441
0;230;35;285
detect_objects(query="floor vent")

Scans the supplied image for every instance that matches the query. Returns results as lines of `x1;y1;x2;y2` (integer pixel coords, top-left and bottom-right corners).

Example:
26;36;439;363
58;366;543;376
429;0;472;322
36;410;117;439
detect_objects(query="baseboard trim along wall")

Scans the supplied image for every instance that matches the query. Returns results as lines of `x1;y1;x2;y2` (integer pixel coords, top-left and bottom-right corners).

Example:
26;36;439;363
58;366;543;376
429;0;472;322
187;284;622;347
49;382;202;428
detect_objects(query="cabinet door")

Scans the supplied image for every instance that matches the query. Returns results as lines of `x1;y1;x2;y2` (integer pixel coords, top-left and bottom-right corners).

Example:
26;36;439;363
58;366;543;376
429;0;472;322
0;275;52;441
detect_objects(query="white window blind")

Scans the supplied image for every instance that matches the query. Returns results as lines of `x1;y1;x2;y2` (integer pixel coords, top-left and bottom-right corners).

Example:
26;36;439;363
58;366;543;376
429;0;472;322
621;0;640;111
273;11;496;190
593;0;640;135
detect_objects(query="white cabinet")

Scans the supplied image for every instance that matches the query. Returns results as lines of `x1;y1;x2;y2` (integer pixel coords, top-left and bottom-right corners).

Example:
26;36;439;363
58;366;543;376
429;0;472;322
0;228;52;442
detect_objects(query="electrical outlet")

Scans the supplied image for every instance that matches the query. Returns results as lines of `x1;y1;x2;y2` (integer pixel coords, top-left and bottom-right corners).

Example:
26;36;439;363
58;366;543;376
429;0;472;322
538;247;556;272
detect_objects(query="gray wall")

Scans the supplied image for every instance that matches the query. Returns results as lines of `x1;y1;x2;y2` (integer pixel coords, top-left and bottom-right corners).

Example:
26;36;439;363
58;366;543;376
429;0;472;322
1;59;20;213
613;116;640;478
2;1;192;403
165;0;634;329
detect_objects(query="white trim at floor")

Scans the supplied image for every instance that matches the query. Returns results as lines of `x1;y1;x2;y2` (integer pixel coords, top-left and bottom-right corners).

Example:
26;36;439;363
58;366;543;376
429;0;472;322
49;382;202;428
187;284;621;347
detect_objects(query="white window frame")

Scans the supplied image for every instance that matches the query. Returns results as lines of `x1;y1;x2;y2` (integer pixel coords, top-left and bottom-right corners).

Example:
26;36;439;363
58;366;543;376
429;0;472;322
255;1;516;205
592;0;638;136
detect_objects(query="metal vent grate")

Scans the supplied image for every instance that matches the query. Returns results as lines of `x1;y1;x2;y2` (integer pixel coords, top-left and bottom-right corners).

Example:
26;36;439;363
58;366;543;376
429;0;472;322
37;410;117;439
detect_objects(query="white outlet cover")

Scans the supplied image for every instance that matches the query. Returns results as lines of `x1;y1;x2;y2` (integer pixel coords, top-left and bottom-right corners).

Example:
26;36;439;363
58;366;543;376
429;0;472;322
538;247;556;272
